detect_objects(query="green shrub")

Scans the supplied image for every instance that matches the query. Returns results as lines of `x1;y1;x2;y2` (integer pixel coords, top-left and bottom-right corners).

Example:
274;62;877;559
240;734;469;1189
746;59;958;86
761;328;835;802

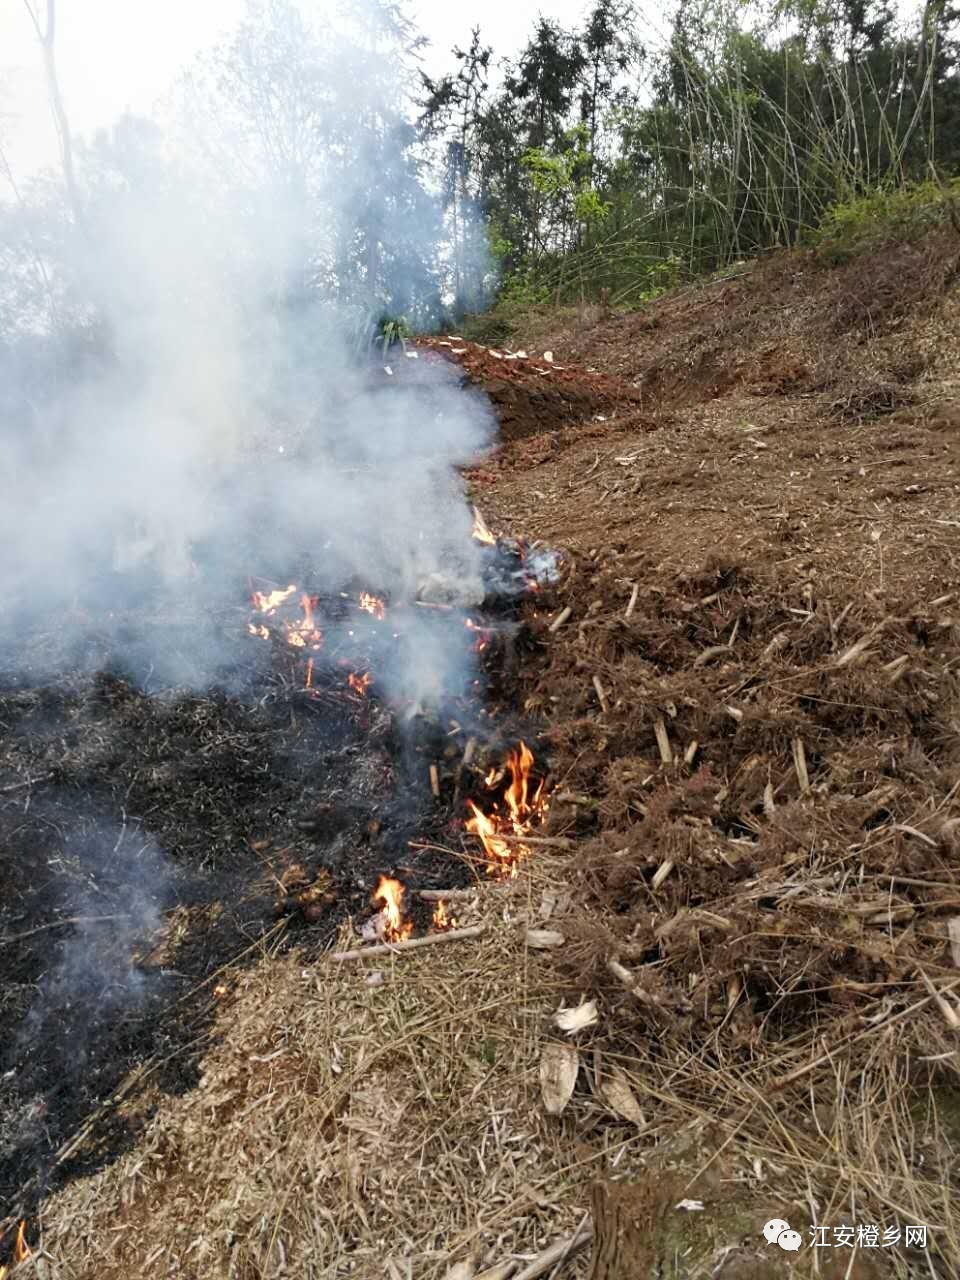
811;179;960;264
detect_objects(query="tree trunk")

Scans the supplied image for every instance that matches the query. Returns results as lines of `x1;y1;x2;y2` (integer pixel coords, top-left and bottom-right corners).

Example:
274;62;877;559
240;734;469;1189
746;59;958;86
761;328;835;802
586;1181;655;1280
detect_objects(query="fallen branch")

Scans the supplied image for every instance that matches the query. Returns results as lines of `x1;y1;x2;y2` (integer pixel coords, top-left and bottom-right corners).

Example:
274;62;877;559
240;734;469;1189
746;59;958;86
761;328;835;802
510;1221;593;1280
549;605;573;633
416;889;477;902
328;923;485;962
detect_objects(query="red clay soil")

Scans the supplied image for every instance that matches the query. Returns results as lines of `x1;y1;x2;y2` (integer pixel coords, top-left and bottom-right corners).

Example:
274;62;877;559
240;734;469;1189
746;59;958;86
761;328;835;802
415;335;648;442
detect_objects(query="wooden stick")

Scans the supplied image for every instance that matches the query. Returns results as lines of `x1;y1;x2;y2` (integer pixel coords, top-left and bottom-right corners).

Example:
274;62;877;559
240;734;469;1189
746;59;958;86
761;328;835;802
0;773;53;794
831;601;854;635
592;675;609;714
549;605;573;633
692;644;732;668
493;833;575;850
624;583;639;620
555;791;601;809
654;718;673;766
510;1222;593;1280
429;764;441;798
416;889;476;902
329;923;485;962
792;737;810;794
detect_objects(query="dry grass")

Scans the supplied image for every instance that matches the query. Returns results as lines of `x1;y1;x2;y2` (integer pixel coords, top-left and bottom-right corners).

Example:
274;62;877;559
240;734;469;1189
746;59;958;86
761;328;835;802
29;873;607;1280
28;847;960;1277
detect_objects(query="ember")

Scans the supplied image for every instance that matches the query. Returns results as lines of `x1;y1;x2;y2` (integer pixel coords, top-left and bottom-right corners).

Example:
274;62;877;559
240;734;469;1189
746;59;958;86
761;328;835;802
371;876;413;942
0;1222;29;1280
347;671;372;696
358;592;386;620
466;741;549;877
464;617;492;652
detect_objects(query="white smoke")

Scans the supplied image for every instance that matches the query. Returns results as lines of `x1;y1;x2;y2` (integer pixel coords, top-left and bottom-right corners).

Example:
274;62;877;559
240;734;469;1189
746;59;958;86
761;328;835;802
0;0;494;703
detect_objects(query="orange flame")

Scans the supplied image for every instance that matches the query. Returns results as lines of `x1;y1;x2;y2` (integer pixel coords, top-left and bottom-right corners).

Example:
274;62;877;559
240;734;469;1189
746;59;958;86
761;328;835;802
465;618;491;652
465;742;548;878
432;899;457;931
372;876;413;942
252;584;296;614
248;623;270;640
348;671;372;697
471;506;497;546
0;1222;30;1280
286;594;323;650
358;592;386;620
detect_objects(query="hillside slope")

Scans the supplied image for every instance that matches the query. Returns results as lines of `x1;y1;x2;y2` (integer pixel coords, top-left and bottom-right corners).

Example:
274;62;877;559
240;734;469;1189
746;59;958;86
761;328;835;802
23;232;960;1280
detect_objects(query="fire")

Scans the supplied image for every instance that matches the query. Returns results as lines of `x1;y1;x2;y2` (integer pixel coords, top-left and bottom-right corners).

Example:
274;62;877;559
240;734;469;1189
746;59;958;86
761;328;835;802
465;741;548;878
249;587;323;653
372;876;413;942
286;594;323;650
465;617;491;652
252;584;296;614
358;592;386;620
432;899;457;930
0;1222;30;1279
471;506;497;546
347;671;372;696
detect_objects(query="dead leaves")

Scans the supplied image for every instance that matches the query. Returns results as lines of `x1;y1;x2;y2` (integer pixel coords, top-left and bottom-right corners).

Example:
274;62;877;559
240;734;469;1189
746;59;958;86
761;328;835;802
539;1042;579;1116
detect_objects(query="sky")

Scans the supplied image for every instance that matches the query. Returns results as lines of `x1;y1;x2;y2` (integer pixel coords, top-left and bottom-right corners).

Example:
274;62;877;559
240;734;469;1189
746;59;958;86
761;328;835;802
0;0;602;179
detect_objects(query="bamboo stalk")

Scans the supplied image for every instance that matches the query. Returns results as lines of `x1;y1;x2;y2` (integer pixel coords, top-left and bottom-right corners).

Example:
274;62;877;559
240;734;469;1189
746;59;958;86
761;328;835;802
329;923;485;962
416;889;476;902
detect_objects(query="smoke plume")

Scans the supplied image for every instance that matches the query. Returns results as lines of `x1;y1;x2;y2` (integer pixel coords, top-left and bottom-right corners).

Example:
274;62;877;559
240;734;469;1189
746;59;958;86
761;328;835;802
0;0;494;702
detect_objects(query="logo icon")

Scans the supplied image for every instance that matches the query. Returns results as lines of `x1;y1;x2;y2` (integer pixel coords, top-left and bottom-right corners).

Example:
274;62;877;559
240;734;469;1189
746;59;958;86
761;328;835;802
763;1219;803;1251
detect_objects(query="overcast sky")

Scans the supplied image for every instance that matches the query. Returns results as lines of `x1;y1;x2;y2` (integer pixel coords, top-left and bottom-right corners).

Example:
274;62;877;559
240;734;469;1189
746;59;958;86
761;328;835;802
0;0;616;179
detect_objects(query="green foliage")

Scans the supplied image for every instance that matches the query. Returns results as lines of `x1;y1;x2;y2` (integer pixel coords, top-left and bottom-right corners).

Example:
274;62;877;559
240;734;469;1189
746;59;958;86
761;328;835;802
376;313;411;355
811;179;960;263
634;253;684;302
